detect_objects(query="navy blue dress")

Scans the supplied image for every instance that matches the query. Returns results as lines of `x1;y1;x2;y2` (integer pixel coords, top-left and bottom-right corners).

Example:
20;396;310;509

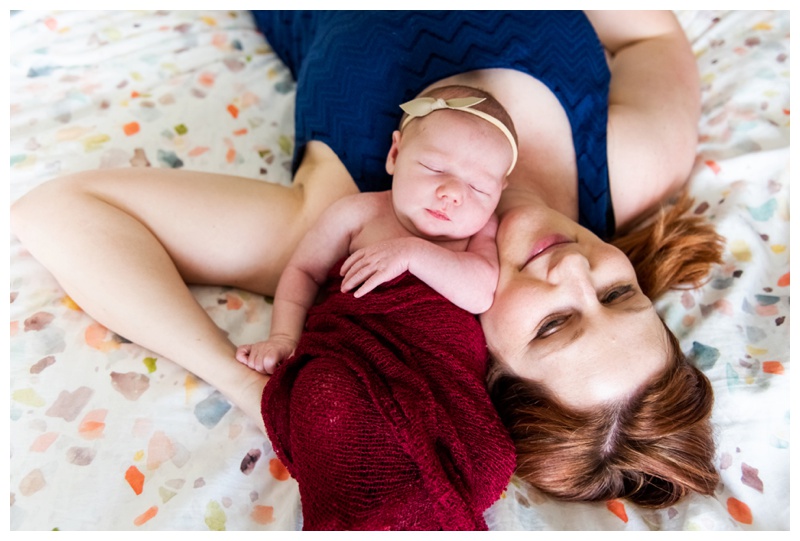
252;10;614;238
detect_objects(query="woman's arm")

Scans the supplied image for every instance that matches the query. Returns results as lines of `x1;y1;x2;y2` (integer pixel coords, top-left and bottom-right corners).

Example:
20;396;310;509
585;10;701;232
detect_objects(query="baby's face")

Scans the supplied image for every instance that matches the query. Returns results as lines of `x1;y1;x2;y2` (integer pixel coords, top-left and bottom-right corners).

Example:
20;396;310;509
386;110;511;241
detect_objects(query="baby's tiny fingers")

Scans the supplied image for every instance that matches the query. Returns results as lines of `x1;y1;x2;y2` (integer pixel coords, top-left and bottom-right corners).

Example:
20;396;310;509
235;345;251;363
353;272;387;298
340;250;364;276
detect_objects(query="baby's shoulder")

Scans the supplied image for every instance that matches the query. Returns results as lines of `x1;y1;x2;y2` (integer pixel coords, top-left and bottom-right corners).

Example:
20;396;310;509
338;191;391;216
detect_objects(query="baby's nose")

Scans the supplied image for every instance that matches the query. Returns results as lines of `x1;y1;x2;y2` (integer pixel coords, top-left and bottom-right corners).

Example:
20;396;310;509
437;180;463;205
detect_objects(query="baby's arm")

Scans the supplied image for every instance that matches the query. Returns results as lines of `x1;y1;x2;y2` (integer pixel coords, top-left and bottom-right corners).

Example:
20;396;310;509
236;196;363;374
341;214;500;314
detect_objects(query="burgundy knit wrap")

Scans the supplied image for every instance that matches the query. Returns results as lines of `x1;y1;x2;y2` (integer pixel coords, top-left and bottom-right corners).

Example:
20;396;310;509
261;260;516;530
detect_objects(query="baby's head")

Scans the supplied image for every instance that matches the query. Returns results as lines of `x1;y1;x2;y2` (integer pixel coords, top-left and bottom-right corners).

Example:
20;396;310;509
386;86;518;241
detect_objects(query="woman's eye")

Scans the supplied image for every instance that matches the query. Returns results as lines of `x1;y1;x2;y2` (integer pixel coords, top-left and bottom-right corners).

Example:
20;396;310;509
602;285;634;304
535;315;570;339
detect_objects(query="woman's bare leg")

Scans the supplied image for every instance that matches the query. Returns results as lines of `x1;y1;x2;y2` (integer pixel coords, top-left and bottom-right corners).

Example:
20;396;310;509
10;146;358;426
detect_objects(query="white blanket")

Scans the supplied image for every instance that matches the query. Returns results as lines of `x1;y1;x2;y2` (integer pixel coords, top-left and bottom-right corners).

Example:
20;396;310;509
9;10;790;530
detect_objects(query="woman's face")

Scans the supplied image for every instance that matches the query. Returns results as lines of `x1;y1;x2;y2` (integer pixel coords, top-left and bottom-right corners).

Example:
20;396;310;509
481;202;669;409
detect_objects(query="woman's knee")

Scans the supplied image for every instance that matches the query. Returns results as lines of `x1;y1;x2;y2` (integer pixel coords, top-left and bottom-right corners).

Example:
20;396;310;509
11;172;92;240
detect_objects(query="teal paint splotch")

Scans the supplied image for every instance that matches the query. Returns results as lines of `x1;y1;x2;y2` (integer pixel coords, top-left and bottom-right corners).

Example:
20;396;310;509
194;391;231;428
746;198;777;221
157;149;184;168
711;276;734;290
726;363;741;391
755;294;780;306
689;341;720;371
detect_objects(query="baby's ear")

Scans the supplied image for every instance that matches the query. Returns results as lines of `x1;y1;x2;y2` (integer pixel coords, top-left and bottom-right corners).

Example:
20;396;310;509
385;130;402;175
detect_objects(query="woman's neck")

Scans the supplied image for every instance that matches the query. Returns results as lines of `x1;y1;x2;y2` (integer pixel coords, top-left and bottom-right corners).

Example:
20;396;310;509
497;182;572;222
497;183;550;217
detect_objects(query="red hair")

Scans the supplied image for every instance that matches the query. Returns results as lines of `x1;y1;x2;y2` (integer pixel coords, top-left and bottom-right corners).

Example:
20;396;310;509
489;191;725;507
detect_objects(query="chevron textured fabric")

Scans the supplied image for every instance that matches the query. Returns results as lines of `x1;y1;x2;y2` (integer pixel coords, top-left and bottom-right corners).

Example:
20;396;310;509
252;10;613;239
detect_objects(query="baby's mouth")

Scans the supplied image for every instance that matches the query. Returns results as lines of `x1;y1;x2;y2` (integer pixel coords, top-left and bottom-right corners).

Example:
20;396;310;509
426;209;451;221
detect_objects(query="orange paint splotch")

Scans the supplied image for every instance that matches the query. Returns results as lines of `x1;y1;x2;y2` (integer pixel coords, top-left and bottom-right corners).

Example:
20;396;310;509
126;465;145;495
188;146;210;157
123;122;140;136
227;104;239;119
85;322;121;352
251;505;275;525
62;295;82;311
185;373;198;403
226;148;236;163
606;500;628;523
777;272;789;287
754;303;779;317
233;128;248;136
763;361;784;375
134;506;158;527
242;91;259;107
30;432;59;453
269;458;291;481
44;17;58;31
198;72;216;87
727;497;753;524
79;409;107;439
705;160;721;175
712;299;734;316
211;33;227;47
226;293;243;310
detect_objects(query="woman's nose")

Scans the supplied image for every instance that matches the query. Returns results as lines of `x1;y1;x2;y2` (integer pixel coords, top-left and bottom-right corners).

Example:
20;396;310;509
436;180;463;206
548;252;596;297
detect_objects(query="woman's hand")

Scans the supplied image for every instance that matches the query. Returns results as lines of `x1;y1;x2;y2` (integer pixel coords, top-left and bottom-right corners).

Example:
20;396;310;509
235;335;297;375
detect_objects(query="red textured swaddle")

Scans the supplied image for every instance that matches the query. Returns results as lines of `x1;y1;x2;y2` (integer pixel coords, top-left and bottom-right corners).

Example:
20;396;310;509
261;259;516;530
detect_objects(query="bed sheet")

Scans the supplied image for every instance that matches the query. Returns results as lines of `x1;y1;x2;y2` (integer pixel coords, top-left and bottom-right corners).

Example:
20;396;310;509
8;10;790;531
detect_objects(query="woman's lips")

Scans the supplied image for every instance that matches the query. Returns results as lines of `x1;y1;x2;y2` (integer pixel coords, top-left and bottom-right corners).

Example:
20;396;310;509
521;234;573;269
426;209;450;221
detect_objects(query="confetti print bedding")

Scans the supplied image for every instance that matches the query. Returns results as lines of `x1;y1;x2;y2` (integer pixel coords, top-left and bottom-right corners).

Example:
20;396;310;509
9;10;789;531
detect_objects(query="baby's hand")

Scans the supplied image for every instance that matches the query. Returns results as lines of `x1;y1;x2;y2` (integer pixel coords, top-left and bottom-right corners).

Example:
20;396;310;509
235;336;297;375
340;238;419;297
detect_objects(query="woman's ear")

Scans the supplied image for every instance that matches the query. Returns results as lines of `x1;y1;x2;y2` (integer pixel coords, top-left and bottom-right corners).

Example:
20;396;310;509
385;130;402;175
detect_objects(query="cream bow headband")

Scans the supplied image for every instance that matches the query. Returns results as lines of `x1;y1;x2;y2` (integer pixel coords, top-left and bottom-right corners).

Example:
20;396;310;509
399;96;518;175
